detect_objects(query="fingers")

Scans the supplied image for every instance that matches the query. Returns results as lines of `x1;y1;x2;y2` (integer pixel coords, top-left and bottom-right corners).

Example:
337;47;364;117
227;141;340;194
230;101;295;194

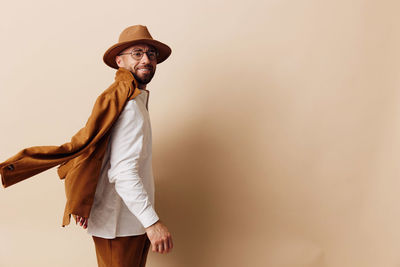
82;218;88;229
153;236;173;254
157;243;163;253
75;215;88;229
168;236;173;250
152;242;164;253
163;239;169;253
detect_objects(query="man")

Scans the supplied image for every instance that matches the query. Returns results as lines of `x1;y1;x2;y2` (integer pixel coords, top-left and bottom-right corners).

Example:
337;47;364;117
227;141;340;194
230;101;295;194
82;25;173;266
0;25;173;267
83;25;173;266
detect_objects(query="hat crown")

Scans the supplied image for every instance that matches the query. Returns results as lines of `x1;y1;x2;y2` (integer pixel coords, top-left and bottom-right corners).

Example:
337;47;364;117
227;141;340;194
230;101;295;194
118;25;153;43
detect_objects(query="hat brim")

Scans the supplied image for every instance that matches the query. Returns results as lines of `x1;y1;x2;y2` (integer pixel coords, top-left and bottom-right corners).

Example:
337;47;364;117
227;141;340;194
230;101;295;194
103;39;171;69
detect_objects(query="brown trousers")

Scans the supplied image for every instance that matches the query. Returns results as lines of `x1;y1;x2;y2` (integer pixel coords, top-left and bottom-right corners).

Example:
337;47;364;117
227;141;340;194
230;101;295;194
92;234;151;267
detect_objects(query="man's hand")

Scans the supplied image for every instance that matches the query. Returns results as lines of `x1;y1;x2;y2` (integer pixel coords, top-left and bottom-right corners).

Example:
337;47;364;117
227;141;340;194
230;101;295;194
76;215;88;229
145;220;173;254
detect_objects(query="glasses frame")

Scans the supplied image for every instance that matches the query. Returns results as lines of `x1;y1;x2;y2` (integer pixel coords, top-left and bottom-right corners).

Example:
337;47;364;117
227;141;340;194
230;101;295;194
118;48;159;61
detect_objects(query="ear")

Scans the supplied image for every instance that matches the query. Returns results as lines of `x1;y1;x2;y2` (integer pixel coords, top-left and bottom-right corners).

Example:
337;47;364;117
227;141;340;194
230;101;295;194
115;55;122;67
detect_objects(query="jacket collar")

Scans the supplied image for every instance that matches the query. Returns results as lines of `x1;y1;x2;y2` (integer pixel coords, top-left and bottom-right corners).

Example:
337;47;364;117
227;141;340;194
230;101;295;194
115;67;142;100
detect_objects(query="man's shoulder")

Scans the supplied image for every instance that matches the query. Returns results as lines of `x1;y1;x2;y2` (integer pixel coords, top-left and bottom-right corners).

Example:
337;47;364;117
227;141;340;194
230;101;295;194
93;79;134;106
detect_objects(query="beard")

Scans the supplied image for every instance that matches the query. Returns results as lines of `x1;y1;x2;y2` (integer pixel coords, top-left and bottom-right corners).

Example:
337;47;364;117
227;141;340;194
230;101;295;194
132;67;155;85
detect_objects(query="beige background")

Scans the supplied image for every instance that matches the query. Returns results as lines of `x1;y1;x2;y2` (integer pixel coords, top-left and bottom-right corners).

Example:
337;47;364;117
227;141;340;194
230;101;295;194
0;0;399;266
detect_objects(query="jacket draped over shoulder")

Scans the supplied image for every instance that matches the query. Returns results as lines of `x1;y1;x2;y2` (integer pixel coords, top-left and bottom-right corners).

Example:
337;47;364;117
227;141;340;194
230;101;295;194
0;67;142;227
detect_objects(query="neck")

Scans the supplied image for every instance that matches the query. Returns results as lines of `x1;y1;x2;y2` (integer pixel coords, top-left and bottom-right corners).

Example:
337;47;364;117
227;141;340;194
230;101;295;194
138;84;147;90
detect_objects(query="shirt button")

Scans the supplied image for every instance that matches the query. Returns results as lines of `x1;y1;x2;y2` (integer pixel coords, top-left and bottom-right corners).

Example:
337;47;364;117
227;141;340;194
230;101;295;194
6;164;14;171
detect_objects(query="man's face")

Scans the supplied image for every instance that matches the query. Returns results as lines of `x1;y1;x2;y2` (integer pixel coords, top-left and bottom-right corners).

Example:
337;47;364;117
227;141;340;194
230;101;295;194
115;43;157;89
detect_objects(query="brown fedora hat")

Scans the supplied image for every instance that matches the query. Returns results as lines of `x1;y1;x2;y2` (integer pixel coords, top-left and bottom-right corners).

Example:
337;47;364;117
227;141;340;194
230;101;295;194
103;25;171;69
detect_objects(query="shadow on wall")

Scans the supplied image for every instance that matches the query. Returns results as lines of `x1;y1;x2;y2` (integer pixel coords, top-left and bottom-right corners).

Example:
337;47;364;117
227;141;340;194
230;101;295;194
153;120;233;267
151;111;327;267
148;85;328;266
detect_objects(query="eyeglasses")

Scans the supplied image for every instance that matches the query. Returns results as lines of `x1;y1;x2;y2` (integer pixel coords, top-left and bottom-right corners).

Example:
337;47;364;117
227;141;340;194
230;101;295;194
118;49;159;61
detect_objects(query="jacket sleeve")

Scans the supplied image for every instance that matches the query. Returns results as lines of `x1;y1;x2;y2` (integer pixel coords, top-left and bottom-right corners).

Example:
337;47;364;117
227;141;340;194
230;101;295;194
107;100;159;228
0;80;133;188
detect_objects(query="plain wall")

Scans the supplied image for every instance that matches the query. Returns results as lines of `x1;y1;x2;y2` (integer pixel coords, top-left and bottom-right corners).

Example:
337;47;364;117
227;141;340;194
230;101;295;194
0;0;399;266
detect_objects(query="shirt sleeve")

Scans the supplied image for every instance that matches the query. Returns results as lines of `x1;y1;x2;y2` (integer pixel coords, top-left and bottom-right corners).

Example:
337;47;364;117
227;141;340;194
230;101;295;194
107;100;159;228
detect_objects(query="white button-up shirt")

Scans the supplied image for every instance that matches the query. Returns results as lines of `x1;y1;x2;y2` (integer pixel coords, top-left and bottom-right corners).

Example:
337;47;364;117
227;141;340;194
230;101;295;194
87;89;159;238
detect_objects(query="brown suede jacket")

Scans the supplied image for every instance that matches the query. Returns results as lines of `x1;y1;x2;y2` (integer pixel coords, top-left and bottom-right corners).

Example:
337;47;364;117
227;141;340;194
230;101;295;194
0;67;143;227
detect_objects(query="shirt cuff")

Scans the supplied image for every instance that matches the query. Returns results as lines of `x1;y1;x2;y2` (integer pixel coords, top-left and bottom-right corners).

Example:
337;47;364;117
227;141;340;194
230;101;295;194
139;206;160;228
